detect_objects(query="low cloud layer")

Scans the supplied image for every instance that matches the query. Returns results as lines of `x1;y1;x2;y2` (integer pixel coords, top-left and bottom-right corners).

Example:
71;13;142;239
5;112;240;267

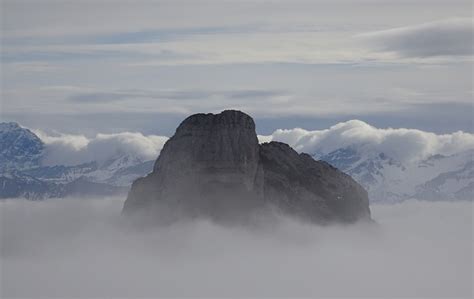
261;120;474;162
35;130;168;166
32;120;474;166
360;18;474;58
1;198;472;298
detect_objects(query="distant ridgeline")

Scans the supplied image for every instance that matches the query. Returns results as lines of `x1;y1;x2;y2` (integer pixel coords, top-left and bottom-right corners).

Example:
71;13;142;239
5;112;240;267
0;122;150;199
122;110;371;224
1;118;472;202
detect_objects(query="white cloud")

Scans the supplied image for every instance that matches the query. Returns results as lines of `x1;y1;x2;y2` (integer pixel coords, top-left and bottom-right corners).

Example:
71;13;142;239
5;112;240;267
359;18;474;58
34;130;168;166
0;198;472;297
260;120;474;162
33;120;474;167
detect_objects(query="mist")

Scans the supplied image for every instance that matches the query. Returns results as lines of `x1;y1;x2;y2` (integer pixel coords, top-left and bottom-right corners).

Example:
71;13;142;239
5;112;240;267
1;198;472;298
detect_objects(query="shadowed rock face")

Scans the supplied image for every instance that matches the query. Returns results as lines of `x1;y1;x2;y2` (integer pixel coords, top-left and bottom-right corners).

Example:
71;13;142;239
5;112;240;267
123;110;371;224
260;142;370;223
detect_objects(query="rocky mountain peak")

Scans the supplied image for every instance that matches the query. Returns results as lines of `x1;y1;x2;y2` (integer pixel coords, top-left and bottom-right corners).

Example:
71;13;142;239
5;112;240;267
175;110;256;133
124;111;371;224
0;122;44;171
0;122;21;131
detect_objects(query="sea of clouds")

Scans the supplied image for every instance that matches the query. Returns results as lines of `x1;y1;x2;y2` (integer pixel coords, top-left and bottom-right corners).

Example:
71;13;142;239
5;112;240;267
1;197;472;298
34;119;474;166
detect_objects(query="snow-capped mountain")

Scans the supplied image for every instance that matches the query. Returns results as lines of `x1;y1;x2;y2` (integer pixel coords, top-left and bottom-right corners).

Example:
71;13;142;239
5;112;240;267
0;122;154;199
0;171;62;200
317;147;473;202
0;122;43;171
24;155;154;187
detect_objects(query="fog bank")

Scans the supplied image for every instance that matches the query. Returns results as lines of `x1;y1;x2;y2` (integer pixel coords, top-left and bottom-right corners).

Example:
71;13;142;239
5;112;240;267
1;198;472;298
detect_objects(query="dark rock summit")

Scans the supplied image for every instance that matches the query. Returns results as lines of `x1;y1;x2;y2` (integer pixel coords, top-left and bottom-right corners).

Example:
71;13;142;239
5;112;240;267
123;110;371;224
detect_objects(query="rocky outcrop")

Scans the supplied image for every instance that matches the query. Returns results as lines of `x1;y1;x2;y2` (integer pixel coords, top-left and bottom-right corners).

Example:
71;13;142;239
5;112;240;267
123;110;371;224
260;142;370;223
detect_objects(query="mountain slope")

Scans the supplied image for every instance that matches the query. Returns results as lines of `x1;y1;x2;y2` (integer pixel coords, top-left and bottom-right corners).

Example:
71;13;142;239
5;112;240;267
317;147;473;202
0;122;43;171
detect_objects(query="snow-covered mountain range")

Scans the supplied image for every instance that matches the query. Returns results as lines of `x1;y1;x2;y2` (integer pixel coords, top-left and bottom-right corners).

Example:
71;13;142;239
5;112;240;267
1;121;473;202
0;122;153;199
263;120;473;203
316;146;473;202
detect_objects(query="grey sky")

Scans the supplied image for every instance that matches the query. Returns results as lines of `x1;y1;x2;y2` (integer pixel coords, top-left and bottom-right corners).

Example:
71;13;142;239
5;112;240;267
1;0;472;134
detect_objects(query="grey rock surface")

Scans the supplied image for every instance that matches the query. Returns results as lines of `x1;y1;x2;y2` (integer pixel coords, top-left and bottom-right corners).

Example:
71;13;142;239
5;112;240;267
123;110;371;224
260;142;370;223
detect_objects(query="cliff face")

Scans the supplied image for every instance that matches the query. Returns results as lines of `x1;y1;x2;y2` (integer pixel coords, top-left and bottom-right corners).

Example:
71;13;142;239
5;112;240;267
123;111;265;222
260;142;370;223
123;110;370;224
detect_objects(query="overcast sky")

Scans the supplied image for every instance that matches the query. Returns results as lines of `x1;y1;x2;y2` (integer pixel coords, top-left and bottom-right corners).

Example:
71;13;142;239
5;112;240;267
1;0;473;135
